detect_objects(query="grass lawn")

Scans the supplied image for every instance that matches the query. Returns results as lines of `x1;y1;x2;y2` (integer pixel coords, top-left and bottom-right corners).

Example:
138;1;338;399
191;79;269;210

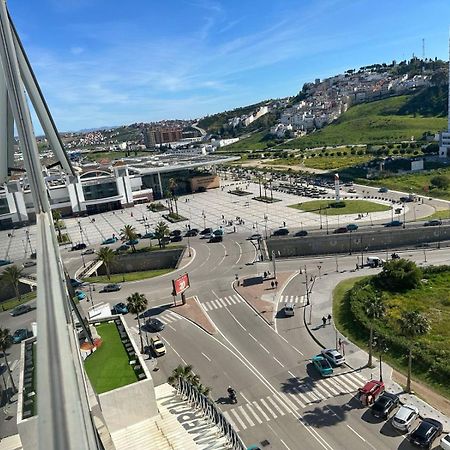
289;199;391;215
303;155;372;170
0;291;37;312
333;274;450;399
224;131;275;151
84;322;139;394
86;268;173;284
423;209;450;221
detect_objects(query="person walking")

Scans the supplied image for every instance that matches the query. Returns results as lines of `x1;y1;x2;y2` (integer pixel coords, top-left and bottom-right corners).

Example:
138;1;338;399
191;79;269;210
327;313;332;324
322;316;327;327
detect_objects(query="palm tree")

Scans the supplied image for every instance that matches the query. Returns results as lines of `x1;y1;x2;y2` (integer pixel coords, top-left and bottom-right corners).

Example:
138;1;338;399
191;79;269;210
126;292;148;353
168;178;178;216
52;210;63;240
257;175;263;198
120;224;138;252
263;182;268;200
1;265;23;301
168;364;196;386
399;311;430;393
164;190;173;215
96;247;116;280
155;221;170;248
364;294;385;368
0;328;17;393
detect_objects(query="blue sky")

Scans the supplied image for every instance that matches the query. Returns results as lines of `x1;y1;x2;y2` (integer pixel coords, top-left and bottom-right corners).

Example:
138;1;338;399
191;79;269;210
8;0;450;131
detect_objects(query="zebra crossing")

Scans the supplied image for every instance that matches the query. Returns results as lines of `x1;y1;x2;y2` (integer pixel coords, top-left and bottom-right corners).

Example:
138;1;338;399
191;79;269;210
156;311;180;325
223;371;366;431
280;294;306;305
201;294;243;311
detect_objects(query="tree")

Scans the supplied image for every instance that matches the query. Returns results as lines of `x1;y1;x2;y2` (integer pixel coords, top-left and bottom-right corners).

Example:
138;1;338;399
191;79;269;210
376;259;422;292
96;247;116;280
430;175;449;190
155;221;170;248
52;210;63;240
168;178;179;216
364;294;386;368
0;328;17;393
120;224;138;252
399;311;430;393
126;292;148;353
1;265;23;301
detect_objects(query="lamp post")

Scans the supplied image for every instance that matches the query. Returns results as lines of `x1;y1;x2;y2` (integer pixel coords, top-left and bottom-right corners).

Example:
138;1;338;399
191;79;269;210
81;252;86;268
202;211;206;230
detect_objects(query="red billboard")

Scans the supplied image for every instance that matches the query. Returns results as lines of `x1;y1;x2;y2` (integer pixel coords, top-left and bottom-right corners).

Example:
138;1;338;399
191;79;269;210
172;273;190;295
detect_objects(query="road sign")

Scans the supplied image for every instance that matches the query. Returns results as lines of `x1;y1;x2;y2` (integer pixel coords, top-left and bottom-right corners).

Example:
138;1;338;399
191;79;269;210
173;273;190;295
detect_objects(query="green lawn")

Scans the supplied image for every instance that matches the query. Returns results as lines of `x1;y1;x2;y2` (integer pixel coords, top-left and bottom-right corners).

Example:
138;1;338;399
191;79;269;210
303;155;372;170
84;322;139;394
0;291;37;312
224;131;275;151
333;273;450;399
86;268;173;284
289;199;391;215
423;209;450;221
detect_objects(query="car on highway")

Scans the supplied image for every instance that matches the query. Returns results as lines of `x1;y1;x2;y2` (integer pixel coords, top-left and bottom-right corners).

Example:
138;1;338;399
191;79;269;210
272;228;289;236
384;220;403;227
112;302;128;314
320;349;345;366
346;223;358;231
81;248;95;255
391;404;419;431
115;244;130;252
284;303;294;317
10;304;32;317
126;239;139;246
12;328;30;343
348;188;357;193
294;230;308;237
370;392;399;419
424;219;442;227
142;231;155;239
71;243;87;251
441;433;450;450
171;235;183;242
150;336;166;356
248;233;262;240
311;355;333;377
22;260;36;268
367;256;385;268
102;284;121;293
209;235;223;243
146;318;165;332
379;187;388;193
102;237;118;245
409;418;443;448
200;228;213;235
358;380;385;406
333;227;348;234
185;229;198;237
70;278;83;288
75;290;86;301
0;259;12;266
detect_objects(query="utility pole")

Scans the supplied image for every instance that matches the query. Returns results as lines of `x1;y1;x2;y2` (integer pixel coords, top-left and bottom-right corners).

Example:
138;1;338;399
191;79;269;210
272;250;277;279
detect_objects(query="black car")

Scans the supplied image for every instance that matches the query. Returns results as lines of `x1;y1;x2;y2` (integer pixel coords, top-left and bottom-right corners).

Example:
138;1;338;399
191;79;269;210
146;318;165;332
272;228;289;236
185;229;198;237
424;220;442;227
171;235;183;242
200;227;213;235
71;243;87;251
370;392;399;419
209;235;223;243
294;230;308;237
10;304;32;317
409;418;443;448
170;229;182;236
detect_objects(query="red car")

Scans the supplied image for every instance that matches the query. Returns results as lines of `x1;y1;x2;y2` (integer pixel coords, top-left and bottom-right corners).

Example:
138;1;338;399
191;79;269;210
358;380;385;406
333;227;348;234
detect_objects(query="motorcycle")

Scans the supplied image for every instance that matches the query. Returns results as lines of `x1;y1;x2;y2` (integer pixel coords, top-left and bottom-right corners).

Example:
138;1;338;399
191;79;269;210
391;253;400;259
227;388;237;404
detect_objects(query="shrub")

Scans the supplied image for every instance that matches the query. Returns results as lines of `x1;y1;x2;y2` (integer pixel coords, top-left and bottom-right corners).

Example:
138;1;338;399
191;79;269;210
430;175;449;190
375;259;422;292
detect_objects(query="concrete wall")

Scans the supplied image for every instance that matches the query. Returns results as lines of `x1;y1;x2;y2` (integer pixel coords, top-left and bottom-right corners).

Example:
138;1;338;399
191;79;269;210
96;247;184;276
267;225;450;258
0;282;34;304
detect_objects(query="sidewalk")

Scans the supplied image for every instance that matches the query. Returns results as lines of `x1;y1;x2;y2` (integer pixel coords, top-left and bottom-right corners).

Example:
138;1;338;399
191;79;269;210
306;269;450;433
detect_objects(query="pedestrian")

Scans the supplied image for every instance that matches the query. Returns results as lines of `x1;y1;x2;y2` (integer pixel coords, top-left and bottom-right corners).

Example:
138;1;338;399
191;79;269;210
275;280;278;288
264;271;267;278
322;316;327;327
338;337;342;350
327;313;332;324
283;221;286;227
271;281;275;289
233;226;236;232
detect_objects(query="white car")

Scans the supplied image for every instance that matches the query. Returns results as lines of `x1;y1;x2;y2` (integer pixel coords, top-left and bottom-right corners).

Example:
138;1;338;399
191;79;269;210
441;433;450;450
22;260;36;268
391;404;419;431
150;336;166;357
321;349;345;366
81;248;95;255
248;233;262;241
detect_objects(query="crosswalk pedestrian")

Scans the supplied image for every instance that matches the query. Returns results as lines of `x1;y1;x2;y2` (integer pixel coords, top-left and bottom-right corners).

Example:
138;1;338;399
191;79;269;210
279;295;306;305
201;295;243;311
221;371;367;431
156;311;180;325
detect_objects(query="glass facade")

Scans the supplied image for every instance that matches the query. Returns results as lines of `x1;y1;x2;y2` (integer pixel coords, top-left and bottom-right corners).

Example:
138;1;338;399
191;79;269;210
141;170;192;199
0;198;10;215
82;182;118;201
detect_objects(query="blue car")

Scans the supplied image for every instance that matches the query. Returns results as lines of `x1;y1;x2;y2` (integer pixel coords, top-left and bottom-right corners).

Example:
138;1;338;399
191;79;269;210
142;232;155;239
0;259;12;266
384;220;403;227
312;355;333;377
75;290;86;301
116;244;130;252
126;239;139;246
12;328;30;344
112;302;128;314
70;278;83;288
102;237;118;245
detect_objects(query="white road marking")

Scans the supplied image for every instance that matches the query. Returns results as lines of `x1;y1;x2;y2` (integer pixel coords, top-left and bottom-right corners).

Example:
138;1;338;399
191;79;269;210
244;403;263;424
223;411;238;430
226;307;247;331
288;370;297;378
273;356;285;367
240;392;250;403
237;405;255;427
167;324;176;331
228;409;247;430
252;401;270;421
266;396;285;416
248;333;258;342
260;398;277;419
259;343;270;353
234;241;242;264
201;352;211;362
284;392;306;409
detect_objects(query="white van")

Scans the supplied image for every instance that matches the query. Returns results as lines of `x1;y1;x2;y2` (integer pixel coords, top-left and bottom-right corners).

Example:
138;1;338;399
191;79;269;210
366;256;385;268
284;303;295;317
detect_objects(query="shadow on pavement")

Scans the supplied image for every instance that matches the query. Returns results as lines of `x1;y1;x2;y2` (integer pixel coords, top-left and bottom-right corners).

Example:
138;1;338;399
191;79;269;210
302;404;345;428
380;420;404;437
139;303;173;319
215;396;236;405
361;408;382;424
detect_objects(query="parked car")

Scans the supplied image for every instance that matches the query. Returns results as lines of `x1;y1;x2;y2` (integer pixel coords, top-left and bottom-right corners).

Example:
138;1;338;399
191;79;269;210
185;229;198;237
391;404;419;431
81;248;95;255
367;256;385;268
12;328;30;343
71;243;87;251
348;188;357;193
357;380;385;406
171;235;183;242
10;304;32;317
142;231;155;239
370;392;400;419
311;355;333;377
284;303;294;317
209;235;223;243
200;228;213;235
0;259;12;266
248;233;262;240
409;418;443;448
346;224;358;231
333;227;348;234
150;336;166;356
385;220;403;227
170;229;182;236
424;219;442;227
320;349;345;366
272;228;289;236
75;290;86;301
379;187;388;193
116;244;130;252
102;284;121;292
22;260;36;268
126;239;139;246
213;229;224;236
102;237;118;245
70;278;83;288
294;230;308;237
441;433;450;450
146;318;165;332
112;302;128;314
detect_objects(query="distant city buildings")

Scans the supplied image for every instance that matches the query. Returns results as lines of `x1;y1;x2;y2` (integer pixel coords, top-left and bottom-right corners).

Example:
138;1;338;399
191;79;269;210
143;126;183;148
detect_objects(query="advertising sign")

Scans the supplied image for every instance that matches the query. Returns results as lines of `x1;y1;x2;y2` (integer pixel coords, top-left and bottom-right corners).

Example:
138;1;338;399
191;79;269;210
173;273;190;295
